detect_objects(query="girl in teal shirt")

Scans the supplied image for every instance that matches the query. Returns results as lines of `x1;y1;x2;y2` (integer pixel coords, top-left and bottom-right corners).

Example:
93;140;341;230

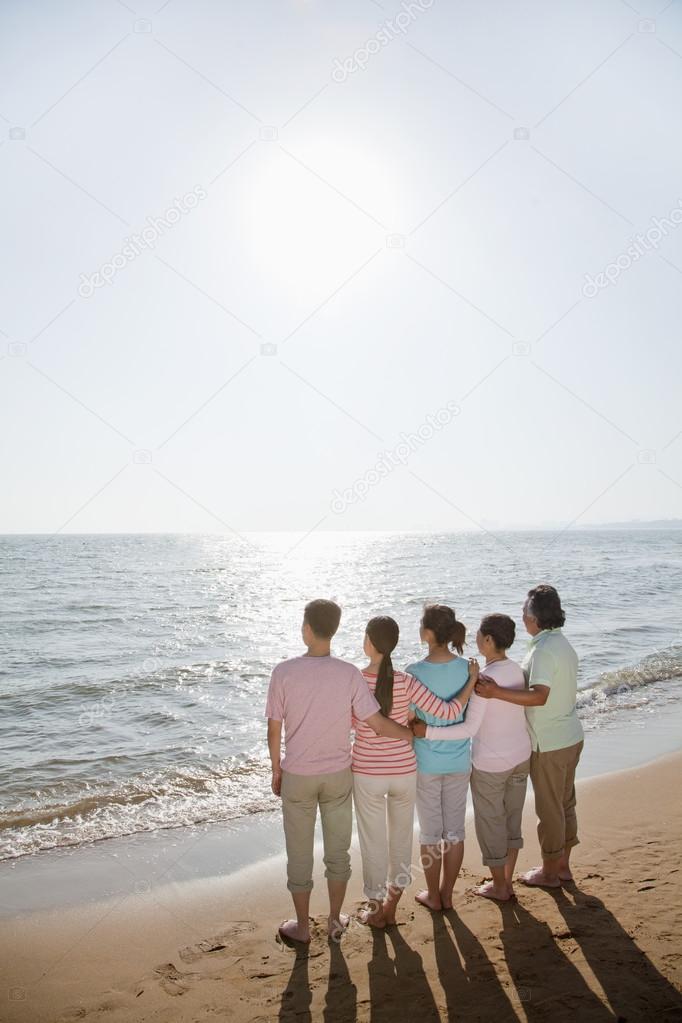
407;604;478;911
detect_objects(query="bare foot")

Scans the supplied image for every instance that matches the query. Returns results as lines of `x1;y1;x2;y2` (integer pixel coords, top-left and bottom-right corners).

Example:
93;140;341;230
519;867;560;889
439;888;454;910
278;919;311;944
472;880;512;903
328;914;350;941
415;890;442;911
358;905;386;928
558;869;574;882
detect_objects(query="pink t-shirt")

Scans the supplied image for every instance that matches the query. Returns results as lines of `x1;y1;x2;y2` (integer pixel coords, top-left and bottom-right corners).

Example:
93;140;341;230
265;654;380;775
426;658;531;773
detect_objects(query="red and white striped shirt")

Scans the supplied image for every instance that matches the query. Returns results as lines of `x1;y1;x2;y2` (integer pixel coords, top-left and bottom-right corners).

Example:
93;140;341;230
352;669;464;776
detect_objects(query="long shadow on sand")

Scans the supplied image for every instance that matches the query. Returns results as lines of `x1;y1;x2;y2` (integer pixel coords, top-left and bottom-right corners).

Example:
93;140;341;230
499;898;614;1022
438;908;519;1020
368;925;441;1023
279;947;312;1023
551;884;682;1022
324;937;358;1023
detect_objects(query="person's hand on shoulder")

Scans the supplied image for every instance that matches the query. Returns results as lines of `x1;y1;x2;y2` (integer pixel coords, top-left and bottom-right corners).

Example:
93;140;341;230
475;676;499;699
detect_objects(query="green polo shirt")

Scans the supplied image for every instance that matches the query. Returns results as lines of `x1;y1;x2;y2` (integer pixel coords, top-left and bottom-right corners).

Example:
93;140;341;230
522;628;584;753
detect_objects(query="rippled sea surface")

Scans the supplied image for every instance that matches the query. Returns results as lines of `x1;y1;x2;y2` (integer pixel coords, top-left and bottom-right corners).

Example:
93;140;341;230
2;530;681;860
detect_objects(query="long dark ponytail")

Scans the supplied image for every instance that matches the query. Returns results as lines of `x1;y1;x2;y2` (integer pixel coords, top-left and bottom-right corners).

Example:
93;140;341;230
365;616;400;717
421;604;466;654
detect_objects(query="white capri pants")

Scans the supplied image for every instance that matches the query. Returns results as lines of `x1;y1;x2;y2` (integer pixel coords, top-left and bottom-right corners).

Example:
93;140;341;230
352;772;417;900
416;770;470;846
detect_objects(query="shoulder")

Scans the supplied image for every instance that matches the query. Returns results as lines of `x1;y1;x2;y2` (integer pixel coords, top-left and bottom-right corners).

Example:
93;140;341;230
331;657;366;681
405;661;423;675
331;655;362;672
543;630;575;661
274;655;305;672
488;658;524;682
452;656;470;673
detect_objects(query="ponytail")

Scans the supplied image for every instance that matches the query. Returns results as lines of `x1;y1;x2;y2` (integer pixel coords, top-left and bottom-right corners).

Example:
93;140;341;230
365;616;399;718
374;651;395;717
450;619;465;655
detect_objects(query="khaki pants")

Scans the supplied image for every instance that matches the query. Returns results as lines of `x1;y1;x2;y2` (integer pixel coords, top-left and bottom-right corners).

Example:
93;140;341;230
530;741;583;860
281;767;353;893
470;759;530;867
353;772;417;900
416;771;470;846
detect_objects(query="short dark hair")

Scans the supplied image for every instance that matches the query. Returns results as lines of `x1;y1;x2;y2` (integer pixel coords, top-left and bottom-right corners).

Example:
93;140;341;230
479;613;515;651
526;585;565;630
304;599;341;639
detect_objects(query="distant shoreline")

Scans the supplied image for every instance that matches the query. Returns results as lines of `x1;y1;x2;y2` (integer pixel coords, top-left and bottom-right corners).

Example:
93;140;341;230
1;522;682;536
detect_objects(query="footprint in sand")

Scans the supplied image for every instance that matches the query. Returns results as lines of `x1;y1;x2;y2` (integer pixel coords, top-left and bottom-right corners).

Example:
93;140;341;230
179;920;256;964
154;961;192;996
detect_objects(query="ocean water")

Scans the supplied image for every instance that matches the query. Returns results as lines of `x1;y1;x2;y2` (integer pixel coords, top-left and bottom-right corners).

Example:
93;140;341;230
1;530;681;861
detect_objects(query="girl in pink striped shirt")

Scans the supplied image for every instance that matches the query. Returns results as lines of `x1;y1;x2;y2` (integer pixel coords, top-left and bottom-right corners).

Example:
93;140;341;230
352;616;478;927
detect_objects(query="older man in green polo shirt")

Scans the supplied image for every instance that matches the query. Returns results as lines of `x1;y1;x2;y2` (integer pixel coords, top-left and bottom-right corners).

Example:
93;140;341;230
476;585;583;888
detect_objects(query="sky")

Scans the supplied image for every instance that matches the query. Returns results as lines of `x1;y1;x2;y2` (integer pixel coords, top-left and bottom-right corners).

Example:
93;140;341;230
1;0;682;537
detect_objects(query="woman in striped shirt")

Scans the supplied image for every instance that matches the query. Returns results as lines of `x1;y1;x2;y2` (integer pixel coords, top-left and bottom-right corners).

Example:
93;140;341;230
352;616;478;927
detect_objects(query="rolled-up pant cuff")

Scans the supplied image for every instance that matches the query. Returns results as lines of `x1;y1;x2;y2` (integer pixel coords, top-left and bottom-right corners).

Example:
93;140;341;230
483;855;510;868
287;879;314;893
364;885;387;901
324;868;351;883
420;834;445;847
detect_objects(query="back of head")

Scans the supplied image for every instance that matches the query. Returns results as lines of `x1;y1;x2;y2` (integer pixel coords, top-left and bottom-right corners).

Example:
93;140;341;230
366;615;399;717
304;599;342;639
422;603;466;654
526;585;565;630
479;613;515;651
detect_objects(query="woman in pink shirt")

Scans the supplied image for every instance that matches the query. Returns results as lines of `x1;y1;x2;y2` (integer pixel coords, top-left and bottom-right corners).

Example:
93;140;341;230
352;616;479;927
412;614;531;902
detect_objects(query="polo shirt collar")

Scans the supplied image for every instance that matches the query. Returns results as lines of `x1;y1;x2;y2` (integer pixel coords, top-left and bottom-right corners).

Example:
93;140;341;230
528;627;562;647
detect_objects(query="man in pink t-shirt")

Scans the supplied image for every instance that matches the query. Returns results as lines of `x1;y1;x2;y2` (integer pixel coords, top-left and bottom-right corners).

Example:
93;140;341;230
266;599;412;944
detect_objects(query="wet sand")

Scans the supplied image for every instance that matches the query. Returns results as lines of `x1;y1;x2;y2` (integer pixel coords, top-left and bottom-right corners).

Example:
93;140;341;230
1;753;681;1022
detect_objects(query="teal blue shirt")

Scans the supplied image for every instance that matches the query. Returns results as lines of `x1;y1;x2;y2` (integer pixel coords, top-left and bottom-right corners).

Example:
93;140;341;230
406;657;471;775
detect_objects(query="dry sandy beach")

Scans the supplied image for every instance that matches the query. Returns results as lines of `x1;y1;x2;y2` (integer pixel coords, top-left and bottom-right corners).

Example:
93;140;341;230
2;752;681;1023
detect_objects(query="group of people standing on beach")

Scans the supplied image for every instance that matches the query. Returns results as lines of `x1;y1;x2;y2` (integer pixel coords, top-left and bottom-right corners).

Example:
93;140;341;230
265;585;584;944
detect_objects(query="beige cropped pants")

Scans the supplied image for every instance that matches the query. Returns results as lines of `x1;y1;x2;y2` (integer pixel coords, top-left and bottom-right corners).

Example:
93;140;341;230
281;767;353;893
352;772;417;900
530;741;583;860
